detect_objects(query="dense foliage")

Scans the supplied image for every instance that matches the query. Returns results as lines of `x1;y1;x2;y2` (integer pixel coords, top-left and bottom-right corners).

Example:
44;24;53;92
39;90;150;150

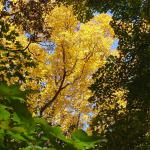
0;13;99;149
89;0;150;149
0;0;115;132
0;82;100;150
0;0;149;149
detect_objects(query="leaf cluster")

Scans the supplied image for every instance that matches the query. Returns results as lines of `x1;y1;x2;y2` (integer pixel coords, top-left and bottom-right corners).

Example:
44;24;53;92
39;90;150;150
89;0;150;149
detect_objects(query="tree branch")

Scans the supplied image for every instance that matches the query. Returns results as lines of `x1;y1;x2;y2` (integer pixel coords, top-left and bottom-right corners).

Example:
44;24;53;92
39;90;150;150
40;43;67;116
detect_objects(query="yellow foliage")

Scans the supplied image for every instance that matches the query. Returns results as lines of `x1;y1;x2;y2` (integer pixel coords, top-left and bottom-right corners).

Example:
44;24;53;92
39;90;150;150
0;3;115;131
24;5;115;131
0;2;3;12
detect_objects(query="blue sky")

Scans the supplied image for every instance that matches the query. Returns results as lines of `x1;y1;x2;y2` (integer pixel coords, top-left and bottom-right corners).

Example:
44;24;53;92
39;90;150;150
111;39;119;50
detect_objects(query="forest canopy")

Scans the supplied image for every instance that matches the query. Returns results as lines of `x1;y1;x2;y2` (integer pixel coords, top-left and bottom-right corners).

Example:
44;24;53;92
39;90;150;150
0;0;149;150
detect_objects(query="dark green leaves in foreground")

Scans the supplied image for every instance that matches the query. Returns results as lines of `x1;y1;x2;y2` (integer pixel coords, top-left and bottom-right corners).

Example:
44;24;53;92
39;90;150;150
34;118;99;150
71;129;100;150
0;83;99;150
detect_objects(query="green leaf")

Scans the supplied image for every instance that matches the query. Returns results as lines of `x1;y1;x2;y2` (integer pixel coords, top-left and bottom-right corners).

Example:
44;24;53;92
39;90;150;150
11;96;25;103
35;118;69;141
0;83;25;99
0;105;10;121
10;100;34;129
0;120;9;129
21;146;56;150
0;45;4;50
13;112;21;124
11;127;26;133
0;129;4;147
7;131;27;142
34;118;74;149
0;83;34;129
71;129;99;150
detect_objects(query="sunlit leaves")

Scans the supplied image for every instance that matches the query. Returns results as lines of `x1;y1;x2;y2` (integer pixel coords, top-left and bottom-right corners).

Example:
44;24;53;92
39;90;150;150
25;5;114;131
0;1;114;131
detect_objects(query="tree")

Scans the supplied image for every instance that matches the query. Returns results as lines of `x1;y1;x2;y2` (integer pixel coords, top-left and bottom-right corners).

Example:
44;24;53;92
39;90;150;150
89;0;150;149
0;2;100;149
0;1;115;131
24;5;115;132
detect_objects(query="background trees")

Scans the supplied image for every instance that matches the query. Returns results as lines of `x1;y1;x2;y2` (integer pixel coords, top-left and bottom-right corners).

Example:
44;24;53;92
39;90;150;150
89;0;150;149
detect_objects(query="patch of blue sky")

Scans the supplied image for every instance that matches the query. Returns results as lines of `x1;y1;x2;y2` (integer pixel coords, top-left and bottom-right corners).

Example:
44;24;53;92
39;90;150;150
25;32;56;54
83;123;89;131
111;39;119;50
91;103;97;108
106;10;113;16
39;81;47;91
93;10;113;16
3;0;11;12
25;32;32;38
40;81;47;88
66;107;77;115
93;11;99;16
87;112;94;118
39;41;56;54
79;112;94;131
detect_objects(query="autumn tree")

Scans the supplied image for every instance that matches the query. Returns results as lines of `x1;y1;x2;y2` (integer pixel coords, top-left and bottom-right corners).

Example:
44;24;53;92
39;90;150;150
23;5;115;132
1;0;115;132
0;1;100;149
1;0;149;149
